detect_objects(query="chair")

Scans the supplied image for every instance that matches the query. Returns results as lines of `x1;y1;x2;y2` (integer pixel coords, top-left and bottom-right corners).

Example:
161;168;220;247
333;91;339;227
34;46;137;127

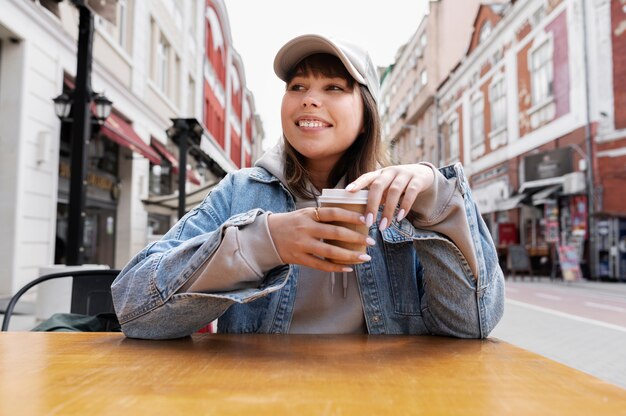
506;245;533;280
1;269;120;331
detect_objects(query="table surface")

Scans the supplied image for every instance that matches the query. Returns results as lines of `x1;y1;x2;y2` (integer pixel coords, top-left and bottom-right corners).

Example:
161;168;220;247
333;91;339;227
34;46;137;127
1;333;624;415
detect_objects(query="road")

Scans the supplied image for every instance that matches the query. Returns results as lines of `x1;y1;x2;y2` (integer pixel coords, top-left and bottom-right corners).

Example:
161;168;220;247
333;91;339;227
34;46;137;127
490;277;626;389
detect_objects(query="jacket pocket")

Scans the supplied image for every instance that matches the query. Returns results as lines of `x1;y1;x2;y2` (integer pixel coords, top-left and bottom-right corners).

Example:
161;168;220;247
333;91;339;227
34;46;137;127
381;227;421;316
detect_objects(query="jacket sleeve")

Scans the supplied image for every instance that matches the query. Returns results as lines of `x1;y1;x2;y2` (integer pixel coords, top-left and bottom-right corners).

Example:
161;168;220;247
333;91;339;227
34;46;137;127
111;174;288;340
407;163;505;338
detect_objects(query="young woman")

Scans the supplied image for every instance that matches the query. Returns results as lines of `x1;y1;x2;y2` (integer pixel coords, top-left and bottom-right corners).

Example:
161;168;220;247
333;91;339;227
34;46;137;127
112;34;504;339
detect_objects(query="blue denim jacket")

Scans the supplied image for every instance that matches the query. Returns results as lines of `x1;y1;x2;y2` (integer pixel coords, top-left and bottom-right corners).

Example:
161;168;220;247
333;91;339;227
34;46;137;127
112;163;504;339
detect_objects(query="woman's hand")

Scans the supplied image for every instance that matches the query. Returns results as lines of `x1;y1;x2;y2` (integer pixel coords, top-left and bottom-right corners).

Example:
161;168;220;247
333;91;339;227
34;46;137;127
345;164;435;230
267;207;375;272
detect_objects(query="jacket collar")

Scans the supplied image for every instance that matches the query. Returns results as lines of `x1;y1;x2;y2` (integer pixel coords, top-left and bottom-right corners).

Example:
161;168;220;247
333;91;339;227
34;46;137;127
248;166;282;184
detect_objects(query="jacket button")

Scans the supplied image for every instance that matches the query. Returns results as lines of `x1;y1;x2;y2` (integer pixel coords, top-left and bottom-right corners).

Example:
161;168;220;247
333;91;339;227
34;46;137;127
372;316;380;322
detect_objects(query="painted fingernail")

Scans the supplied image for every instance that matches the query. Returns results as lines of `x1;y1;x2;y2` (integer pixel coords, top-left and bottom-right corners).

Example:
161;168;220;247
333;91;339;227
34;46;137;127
342;267;354;272
379;217;388;231
366;237;376;246
397;209;406;222
358;254;372;262
365;213;374;227
345;183;356;191
359;215;366;224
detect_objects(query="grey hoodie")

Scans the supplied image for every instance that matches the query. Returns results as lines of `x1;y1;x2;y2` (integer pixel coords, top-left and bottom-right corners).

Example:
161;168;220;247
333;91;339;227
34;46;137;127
179;143;478;334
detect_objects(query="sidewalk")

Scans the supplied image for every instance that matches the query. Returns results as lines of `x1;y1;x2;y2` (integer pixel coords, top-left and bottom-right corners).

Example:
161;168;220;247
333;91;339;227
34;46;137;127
507;275;626;293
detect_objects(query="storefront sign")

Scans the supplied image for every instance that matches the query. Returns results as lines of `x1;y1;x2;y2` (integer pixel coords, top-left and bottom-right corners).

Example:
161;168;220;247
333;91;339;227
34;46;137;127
544;202;559;243
471;179;509;214
524;148;573;182
557;244;582;281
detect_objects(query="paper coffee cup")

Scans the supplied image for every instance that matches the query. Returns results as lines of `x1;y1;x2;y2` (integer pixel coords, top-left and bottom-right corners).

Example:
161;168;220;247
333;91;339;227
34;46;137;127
318;189;370;264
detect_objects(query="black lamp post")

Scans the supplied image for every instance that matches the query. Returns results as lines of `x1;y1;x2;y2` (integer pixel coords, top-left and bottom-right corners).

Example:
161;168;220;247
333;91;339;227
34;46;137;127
166;118;204;219
51;1;113;265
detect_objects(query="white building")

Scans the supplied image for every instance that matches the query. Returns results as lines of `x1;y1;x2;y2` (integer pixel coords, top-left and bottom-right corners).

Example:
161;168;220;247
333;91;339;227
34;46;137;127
0;0;259;295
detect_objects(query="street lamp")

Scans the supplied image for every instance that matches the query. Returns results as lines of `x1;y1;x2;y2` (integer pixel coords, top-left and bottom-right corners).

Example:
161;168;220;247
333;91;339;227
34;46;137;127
53;91;113;125
53;93;72;120
166;118;204;219
50;1;115;265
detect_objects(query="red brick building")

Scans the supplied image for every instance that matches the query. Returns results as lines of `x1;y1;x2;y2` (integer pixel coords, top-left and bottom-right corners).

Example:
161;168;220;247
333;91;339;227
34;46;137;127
204;0;259;170
437;0;626;279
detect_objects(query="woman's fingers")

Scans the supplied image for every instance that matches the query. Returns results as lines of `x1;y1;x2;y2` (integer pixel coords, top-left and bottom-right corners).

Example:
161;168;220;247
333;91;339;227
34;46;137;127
345;164;436;230
267;208;374;272
398;177;423;220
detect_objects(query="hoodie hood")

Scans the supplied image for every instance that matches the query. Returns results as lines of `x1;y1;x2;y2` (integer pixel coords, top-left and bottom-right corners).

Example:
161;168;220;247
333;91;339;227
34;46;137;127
255;141;288;187
254;141;347;201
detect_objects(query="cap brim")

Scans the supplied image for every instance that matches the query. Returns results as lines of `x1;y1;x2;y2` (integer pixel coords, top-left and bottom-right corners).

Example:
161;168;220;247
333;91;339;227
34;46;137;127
273;34;366;85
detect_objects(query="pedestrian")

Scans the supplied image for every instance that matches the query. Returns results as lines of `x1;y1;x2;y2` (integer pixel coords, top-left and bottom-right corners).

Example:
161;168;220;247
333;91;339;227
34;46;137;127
111;34;505;339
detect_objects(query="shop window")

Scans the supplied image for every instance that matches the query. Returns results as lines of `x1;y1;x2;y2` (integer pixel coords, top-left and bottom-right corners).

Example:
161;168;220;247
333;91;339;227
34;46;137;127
148;213;172;236
149;163;172;196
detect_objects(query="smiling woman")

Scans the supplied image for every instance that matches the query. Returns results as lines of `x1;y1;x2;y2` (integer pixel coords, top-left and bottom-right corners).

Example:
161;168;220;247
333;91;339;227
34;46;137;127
225;0;429;150
111;33;504;340
281;54;367;193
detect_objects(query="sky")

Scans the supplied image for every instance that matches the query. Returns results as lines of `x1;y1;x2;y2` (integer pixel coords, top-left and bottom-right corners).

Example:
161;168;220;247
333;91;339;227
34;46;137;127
225;0;429;150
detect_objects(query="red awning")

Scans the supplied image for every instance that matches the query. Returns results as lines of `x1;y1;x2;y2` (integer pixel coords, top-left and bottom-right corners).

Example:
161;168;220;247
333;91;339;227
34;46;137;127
101;112;162;165
151;137;179;173
150;137;201;185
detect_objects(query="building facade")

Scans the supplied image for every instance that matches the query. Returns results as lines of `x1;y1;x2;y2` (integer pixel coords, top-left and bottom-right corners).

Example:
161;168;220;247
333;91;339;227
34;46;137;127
380;0;506;165
0;0;263;295
437;0;626;279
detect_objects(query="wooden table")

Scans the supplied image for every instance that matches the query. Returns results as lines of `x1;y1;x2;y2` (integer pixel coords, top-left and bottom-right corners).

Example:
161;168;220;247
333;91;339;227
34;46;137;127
1;333;625;415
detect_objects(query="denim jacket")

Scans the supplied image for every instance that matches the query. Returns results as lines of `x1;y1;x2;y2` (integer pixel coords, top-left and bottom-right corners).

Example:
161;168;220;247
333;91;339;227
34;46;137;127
112;163;504;339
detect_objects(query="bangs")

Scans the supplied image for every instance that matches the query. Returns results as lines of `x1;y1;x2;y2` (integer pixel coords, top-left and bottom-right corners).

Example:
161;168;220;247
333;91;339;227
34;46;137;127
286;53;355;86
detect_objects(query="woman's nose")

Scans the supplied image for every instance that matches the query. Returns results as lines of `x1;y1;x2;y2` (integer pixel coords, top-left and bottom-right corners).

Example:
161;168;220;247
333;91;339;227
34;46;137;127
302;92;321;108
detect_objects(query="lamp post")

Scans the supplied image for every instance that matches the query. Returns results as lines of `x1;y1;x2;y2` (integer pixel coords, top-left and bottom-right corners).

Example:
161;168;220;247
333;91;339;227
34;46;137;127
166;118;204;219
51;1;113;265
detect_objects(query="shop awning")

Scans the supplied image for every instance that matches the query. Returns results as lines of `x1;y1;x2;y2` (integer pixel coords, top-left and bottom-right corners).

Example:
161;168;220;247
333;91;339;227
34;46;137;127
142;180;218;213
532;185;561;206
150;137;201;185
495;194;528;211
519;176;565;193
101;112;162;165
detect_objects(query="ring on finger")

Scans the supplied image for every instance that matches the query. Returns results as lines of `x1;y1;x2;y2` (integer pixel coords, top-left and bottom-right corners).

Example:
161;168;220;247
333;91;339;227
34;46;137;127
314;207;321;222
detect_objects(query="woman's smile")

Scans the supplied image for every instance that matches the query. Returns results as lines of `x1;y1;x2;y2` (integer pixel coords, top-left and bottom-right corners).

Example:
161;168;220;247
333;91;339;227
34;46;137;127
281;74;364;169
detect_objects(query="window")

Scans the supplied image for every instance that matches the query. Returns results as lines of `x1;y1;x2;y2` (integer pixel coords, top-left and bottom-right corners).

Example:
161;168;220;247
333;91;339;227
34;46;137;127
156;34;170;93
188;76;195;115
97;0;131;51
174;55;181;104
479;21;492;45
117;0;127;48
490;78;507;132
420;33;427;48
471;97;485;147
530;39;553;105
149;163;172;196
449;118;459;160
421;70;428;87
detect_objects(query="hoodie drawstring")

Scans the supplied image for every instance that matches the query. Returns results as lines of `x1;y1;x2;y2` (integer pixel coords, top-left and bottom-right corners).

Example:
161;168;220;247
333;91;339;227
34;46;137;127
330;271;349;298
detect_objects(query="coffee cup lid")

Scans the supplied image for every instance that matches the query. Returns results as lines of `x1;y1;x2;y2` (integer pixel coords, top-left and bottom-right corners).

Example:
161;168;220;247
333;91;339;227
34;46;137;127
319;189;369;204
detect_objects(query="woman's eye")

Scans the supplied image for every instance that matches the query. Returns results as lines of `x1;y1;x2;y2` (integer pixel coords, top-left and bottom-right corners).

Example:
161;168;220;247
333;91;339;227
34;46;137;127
327;85;344;91
288;84;305;91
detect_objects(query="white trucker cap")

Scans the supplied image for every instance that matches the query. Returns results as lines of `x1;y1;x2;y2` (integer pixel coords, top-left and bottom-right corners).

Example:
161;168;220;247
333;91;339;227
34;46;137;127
273;34;380;103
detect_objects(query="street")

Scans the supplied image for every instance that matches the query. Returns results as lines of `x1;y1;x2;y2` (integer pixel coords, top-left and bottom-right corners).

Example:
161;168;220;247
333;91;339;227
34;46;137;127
491;277;626;389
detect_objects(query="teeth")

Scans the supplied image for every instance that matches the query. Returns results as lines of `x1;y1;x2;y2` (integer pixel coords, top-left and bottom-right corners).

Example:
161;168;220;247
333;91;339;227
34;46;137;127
298;120;327;128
